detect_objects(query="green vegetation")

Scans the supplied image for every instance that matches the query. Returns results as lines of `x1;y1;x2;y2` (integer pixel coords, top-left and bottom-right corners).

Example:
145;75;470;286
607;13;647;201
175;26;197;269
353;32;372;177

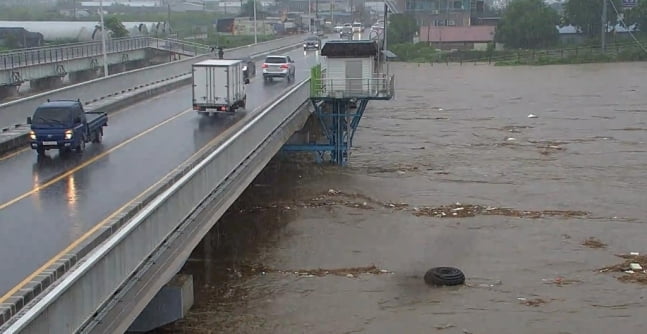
626;0;647;31
564;0;622;37
495;0;560;49
104;16;129;38
389;35;647;66
387;14;418;44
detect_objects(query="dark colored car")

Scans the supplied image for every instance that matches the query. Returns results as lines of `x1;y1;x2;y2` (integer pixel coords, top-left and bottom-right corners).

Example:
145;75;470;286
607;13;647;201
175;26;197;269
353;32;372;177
241;56;256;81
303;36;321;50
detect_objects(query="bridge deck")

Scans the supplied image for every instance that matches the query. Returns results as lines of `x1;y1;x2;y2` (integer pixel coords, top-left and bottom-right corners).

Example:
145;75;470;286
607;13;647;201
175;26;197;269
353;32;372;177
0;49;317;317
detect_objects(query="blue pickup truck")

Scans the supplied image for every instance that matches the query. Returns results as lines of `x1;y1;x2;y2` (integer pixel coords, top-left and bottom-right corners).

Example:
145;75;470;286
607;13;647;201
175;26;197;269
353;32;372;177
27;99;108;155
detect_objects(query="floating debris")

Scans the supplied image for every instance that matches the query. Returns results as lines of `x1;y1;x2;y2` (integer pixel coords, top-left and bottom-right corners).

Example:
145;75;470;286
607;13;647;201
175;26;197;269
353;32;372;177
599;254;647;285
582;237;607;249
520;298;548;307
412;203;588;219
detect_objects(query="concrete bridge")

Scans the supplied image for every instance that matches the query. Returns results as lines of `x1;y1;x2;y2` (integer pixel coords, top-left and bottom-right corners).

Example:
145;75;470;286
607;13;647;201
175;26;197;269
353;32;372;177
0;34;394;333
0;37;212;96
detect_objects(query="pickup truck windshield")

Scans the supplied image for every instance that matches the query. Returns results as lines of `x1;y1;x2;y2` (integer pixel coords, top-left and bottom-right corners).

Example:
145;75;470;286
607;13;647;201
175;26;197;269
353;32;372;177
32;107;74;127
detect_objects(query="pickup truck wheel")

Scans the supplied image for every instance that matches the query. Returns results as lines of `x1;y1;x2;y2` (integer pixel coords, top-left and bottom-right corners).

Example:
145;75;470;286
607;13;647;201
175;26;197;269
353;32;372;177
93;130;103;143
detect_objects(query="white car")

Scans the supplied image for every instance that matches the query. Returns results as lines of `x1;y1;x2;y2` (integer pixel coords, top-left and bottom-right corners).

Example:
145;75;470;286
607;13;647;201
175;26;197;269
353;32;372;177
262;55;296;82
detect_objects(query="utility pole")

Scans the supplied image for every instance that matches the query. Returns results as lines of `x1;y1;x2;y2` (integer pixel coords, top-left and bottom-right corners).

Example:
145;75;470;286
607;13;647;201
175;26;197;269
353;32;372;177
99;0;108;77
253;0;258;44
383;3;389;76
308;0;312;32
601;0;607;52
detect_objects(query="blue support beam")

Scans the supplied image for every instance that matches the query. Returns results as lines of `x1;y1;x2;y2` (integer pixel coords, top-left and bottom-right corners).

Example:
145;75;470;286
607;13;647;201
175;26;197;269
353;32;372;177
282;97;370;166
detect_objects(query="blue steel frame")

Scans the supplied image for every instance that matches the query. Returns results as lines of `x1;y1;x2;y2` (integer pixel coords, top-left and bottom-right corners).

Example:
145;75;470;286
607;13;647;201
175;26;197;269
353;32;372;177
282;97;373;166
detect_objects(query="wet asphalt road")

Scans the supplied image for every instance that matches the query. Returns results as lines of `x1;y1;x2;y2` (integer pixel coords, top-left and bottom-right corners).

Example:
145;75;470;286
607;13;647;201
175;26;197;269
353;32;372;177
0;48;321;297
158;61;647;334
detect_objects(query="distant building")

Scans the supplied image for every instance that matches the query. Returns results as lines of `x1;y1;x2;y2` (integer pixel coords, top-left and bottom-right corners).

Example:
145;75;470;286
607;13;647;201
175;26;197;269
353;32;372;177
419;25;495;50
0;27;44;49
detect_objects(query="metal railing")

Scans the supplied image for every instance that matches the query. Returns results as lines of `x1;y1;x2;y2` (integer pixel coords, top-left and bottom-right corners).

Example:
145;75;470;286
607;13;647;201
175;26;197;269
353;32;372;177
311;73;395;99
0;37;212;70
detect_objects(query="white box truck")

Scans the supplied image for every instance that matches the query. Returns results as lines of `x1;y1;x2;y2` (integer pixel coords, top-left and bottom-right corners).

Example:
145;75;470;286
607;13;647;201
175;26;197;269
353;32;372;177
192;59;249;113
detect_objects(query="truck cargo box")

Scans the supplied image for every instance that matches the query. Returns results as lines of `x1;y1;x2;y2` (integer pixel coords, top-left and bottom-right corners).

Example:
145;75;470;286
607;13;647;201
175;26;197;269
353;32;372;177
192;59;247;113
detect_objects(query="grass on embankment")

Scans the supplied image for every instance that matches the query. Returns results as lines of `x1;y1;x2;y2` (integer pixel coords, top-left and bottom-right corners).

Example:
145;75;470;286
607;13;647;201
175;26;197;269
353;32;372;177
390;40;647;66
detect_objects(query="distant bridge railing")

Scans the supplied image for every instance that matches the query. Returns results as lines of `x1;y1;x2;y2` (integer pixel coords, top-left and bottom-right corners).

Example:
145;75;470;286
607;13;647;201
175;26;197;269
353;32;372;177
0;37;212;70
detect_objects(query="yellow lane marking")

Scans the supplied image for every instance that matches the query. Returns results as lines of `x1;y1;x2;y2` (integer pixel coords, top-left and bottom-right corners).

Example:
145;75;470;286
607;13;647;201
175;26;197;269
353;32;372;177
0;107;240;304
0;108;191;211
0;147;30;161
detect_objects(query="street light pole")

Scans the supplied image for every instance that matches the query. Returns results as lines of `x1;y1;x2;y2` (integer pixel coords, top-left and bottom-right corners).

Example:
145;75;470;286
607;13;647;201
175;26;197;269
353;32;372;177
253;0;258;44
99;0;108;77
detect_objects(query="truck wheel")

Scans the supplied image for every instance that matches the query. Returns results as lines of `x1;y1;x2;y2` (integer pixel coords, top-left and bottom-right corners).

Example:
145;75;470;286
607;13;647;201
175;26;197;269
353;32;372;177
241;97;246;108
93;129;103;143
76;138;86;153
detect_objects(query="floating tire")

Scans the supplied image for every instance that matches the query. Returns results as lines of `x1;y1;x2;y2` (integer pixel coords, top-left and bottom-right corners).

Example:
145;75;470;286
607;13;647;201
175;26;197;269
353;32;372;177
424;267;465;286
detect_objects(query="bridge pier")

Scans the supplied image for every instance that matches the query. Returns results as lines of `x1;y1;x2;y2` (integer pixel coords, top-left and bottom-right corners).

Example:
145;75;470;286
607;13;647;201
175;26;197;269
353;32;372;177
126;274;194;333
29;76;63;91
68;69;99;83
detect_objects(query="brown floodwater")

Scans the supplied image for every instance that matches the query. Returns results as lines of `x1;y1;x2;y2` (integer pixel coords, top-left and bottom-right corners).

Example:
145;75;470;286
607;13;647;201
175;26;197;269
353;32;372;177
153;61;647;334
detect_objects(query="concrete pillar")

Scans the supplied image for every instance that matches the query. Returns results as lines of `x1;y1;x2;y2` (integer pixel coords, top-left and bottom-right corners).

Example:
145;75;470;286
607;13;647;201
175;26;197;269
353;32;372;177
126;274;194;333
0;85;19;100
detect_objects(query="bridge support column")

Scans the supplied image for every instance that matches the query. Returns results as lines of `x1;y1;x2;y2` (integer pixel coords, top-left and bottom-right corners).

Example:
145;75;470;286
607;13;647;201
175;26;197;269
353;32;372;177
29;76;63;91
68;69;98;83
282;98;369;165
126;274;194;333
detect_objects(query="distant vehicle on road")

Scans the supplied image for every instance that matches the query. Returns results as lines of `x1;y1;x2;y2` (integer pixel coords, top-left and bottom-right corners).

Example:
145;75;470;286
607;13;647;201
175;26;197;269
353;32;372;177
303;36;321;50
27;99;107;156
339;26;353;39
192;59;249;114
352;22;363;33
261;55;296;82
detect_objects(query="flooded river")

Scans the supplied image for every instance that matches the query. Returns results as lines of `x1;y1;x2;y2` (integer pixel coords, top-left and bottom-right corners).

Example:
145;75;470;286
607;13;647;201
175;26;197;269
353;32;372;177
154;62;647;334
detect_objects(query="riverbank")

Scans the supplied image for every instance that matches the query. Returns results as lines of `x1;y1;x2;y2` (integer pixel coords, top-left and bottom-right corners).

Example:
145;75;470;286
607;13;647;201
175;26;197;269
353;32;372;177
391;40;647;66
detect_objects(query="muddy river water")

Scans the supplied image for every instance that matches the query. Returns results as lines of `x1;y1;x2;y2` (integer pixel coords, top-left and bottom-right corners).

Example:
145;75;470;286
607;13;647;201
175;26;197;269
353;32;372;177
154;62;647;334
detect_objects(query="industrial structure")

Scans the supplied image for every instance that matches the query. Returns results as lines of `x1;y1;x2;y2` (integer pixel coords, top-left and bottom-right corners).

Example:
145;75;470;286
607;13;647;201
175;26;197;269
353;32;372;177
283;39;394;165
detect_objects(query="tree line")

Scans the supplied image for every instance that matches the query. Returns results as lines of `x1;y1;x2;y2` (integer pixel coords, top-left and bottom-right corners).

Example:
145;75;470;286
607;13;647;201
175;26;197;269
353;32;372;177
496;0;647;49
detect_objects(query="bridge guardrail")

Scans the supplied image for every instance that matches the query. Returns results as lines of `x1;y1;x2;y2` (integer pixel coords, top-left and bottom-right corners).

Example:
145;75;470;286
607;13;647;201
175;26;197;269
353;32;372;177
1;77;312;334
0;34;307;127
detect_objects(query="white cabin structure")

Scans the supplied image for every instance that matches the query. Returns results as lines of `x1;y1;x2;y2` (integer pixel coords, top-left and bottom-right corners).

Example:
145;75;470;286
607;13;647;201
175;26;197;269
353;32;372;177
319;40;386;98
